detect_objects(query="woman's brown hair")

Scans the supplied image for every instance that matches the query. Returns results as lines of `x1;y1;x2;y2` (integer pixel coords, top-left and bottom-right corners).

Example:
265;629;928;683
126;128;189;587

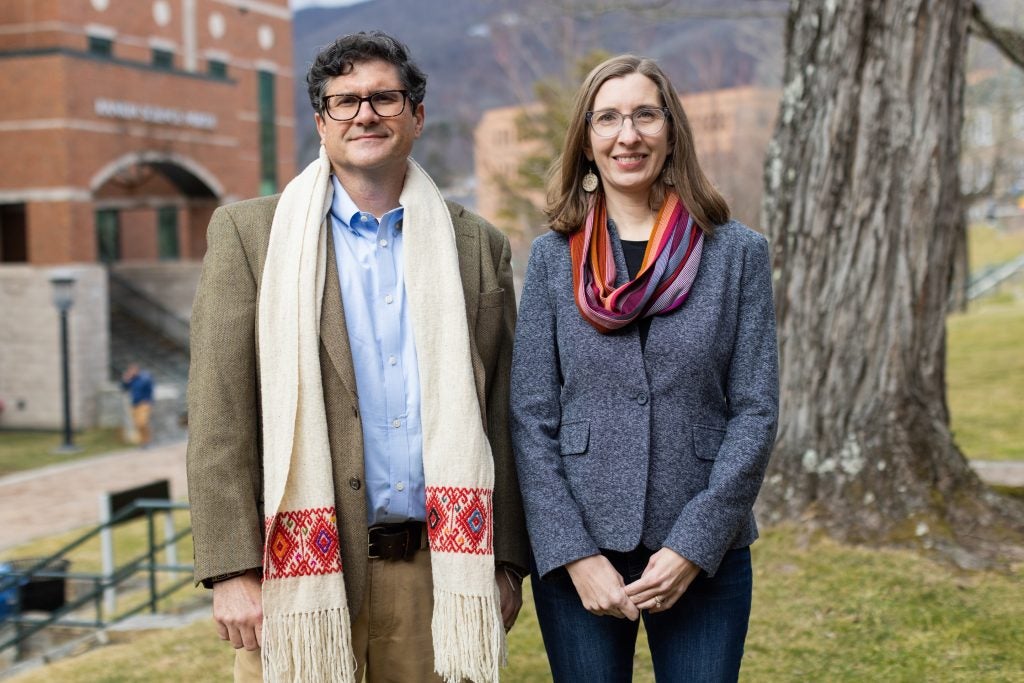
546;54;729;235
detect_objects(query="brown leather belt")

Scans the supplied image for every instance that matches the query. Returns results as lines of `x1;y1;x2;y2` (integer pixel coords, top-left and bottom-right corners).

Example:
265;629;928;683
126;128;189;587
367;521;425;561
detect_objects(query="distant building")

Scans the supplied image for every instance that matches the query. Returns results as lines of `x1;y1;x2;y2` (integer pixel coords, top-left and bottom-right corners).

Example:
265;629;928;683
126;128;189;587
962;68;1024;225
474;86;781;267
474;102;546;248
0;0;294;430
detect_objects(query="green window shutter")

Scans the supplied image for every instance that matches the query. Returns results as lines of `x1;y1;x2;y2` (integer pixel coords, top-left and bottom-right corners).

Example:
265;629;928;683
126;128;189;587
258;70;277;195
96;209;120;263
157;206;180;260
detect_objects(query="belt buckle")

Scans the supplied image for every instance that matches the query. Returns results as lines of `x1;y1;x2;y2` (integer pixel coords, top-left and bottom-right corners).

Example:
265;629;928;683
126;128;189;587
368;524;412;561
367;526;387;560
367;528;381;560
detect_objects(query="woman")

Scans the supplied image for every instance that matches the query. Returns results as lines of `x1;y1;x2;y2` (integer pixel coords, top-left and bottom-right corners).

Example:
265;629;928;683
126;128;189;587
510;55;779;682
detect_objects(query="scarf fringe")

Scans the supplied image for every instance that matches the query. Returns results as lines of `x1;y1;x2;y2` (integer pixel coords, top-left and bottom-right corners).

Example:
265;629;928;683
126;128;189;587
262;607;357;683
431;589;506;683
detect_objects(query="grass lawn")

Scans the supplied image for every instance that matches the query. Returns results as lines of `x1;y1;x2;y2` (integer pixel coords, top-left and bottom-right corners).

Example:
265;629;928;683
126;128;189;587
947;298;1024;461
1;509;194;578
945;223;1024;461
967;223;1024;272
0;428;128;478
6;526;1023;682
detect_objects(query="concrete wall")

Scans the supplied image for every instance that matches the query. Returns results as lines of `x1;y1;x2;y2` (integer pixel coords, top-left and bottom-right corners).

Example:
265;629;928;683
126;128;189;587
111;261;202;321
0;264;109;429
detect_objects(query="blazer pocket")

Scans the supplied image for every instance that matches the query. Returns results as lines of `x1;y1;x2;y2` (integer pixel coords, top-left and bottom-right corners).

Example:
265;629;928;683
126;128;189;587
478;288;505;309
692;424;726;461
559;420;590;456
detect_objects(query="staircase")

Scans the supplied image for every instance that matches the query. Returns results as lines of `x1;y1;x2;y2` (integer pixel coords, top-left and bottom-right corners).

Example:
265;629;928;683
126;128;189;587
108;273;190;444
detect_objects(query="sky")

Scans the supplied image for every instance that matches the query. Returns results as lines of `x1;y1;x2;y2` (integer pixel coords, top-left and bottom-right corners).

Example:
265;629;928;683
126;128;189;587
289;0;372;10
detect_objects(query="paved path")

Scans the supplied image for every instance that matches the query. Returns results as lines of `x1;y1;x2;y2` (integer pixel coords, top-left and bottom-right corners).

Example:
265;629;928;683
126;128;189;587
0;443;1021;553
971;460;1024;488
0;441;188;552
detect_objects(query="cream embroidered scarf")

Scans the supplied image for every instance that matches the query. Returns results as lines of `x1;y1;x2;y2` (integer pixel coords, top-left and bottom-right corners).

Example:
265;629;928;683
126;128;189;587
257;146;504;682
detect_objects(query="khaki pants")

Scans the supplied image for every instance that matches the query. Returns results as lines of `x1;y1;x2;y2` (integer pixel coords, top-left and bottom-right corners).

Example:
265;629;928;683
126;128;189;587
130;402;152;445
234;547;442;683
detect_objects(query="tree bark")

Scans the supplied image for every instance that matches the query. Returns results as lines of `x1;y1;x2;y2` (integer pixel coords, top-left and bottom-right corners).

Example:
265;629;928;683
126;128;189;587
760;0;1023;565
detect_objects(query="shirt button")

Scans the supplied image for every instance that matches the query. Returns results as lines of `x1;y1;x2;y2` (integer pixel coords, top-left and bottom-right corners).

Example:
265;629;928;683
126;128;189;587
379;239;388;247
348;477;361;490
392;419;401;428
396;482;405;492
385;294;394;304
388;355;397;366
636;393;649;405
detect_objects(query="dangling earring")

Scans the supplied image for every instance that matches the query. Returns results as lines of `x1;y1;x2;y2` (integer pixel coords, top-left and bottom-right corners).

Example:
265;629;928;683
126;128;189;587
662;166;674;186
582;166;599;193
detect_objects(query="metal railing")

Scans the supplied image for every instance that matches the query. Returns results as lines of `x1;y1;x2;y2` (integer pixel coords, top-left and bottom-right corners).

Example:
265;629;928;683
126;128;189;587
0;499;193;660
108;270;192;350
967;252;1024;300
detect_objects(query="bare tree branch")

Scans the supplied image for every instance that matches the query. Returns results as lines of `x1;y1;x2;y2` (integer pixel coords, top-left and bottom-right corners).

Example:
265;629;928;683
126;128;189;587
970;1;1024;71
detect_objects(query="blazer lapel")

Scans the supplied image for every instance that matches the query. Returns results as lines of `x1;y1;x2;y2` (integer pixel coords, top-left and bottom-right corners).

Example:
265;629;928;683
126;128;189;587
451;205;480;327
321;226;358;396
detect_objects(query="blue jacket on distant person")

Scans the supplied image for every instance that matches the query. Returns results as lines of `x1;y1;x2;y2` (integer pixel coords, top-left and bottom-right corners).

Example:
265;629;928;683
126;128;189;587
122;370;154;406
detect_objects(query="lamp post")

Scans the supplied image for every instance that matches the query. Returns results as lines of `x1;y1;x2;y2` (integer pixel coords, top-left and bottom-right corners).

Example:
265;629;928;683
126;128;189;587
50;274;79;453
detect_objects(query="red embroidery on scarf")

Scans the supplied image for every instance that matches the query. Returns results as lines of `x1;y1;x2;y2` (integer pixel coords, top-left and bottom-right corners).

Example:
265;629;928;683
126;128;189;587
425;486;493;555
263;507;343;579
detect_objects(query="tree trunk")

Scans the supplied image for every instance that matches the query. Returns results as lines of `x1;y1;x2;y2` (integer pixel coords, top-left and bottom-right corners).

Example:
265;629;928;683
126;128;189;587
760;0;1023;565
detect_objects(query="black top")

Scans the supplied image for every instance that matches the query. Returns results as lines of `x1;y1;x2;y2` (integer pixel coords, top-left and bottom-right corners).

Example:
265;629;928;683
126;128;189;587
619;238;652;349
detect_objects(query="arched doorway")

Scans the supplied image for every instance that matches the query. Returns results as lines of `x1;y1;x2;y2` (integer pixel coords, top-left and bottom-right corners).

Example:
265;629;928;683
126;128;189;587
90;152;223;263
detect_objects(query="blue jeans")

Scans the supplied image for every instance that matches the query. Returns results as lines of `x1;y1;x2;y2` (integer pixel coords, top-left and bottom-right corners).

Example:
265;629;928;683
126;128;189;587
531;545;752;683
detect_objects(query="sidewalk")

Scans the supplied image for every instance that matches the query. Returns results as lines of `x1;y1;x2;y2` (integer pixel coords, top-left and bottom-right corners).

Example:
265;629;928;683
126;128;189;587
0;443;1020;553
971;460;1024;488
0;441;188;552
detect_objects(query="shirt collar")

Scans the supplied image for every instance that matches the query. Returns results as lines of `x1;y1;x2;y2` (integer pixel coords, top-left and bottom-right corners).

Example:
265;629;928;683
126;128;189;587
328;174;404;238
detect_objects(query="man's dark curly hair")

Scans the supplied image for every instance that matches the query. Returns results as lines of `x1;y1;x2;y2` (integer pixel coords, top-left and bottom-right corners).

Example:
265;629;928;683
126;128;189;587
306;31;427;114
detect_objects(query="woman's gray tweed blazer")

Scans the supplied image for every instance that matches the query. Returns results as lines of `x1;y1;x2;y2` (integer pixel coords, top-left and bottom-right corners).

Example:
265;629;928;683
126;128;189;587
510;220;779;579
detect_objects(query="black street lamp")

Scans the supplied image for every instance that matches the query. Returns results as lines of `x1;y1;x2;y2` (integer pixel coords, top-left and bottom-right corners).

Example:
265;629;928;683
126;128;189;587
49;274;80;453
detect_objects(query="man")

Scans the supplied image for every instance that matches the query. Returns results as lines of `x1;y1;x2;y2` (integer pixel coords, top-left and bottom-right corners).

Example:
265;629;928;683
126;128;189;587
186;32;528;683
121;363;154;447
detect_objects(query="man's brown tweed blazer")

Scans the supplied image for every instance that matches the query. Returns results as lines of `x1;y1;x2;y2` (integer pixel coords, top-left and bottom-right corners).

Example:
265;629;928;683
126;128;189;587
186;193;529;616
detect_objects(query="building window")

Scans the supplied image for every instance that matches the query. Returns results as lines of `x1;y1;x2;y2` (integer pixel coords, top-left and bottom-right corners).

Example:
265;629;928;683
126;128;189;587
88;35;113;57
258;70;278;195
208;59;228;79
0;204;28;263
96;209;120;263
152;48;174;70
157;207;180;260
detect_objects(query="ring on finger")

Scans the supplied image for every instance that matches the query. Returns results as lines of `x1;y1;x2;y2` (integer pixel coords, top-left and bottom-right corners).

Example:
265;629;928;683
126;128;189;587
654;595;663;609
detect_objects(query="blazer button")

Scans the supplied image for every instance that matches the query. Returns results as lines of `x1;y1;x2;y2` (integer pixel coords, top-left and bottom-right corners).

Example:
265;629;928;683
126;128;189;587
636;393;649;405
348;477;362;490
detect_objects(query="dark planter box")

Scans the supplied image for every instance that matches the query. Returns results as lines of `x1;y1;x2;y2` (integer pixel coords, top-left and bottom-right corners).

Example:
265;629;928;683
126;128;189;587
0;559;70;614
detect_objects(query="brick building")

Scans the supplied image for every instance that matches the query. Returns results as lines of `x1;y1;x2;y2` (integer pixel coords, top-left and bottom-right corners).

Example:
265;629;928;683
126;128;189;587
0;0;295;264
0;0;295;431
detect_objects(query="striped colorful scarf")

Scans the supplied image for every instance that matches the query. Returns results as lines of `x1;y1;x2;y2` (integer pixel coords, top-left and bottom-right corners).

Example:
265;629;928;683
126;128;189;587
569;192;704;333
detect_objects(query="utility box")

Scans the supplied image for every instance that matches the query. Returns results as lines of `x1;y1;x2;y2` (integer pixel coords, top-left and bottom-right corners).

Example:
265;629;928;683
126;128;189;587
0;558;70;614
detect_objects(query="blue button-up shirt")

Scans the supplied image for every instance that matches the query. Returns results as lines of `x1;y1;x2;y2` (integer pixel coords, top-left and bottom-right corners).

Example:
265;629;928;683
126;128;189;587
328;175;424;526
